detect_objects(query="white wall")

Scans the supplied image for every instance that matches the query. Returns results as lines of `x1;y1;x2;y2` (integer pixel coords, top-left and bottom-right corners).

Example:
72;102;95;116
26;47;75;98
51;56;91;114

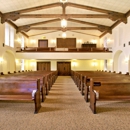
100;16;130;74
26;59;104;71
28;31;100;48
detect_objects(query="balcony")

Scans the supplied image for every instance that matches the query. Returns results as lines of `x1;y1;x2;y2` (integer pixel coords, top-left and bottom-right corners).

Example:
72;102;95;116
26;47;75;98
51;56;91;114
16;47;112;60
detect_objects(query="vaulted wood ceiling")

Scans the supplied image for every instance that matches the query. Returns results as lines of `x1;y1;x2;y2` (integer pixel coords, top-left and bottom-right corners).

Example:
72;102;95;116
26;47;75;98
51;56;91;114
0;0;130;38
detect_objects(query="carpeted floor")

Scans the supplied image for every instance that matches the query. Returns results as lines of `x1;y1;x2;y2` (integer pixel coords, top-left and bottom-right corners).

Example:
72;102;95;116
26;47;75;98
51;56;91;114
0;76;130;130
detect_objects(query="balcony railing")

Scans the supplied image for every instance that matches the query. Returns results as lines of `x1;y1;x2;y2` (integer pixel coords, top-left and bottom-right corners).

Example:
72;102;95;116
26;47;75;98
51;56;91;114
16;47;112;53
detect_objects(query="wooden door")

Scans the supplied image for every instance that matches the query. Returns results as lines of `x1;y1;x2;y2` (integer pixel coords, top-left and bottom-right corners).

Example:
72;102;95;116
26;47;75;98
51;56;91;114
38;40;48;47
37;62;50;71
57;38;76;48
57;62;71;76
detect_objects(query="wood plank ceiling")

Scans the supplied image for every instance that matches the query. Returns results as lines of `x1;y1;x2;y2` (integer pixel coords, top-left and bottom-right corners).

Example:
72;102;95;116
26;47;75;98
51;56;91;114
0;0;130;38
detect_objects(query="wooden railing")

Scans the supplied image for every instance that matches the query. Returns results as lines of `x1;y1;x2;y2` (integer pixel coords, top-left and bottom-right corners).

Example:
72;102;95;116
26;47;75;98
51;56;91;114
16;47;112;53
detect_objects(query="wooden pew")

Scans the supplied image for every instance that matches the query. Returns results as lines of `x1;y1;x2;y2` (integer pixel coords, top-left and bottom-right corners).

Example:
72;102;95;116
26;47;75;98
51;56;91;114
89;78;130;114
72;71;130;104
0;79;41;114
0;71;56;102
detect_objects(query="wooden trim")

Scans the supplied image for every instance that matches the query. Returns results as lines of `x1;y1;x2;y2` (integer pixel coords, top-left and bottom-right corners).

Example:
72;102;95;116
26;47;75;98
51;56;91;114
7;20;18;30
68;18;109;27
29;31;59;37
30;27;99;31
100;10;130;38
66;2;124;15
99;31;108;38
20;14;111;19
126;10;130;17
70;31;99;37
0;11;2;17
21;32;29;38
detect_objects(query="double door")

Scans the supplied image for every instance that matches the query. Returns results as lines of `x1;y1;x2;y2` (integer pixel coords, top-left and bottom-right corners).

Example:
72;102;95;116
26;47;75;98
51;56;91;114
57;62;71;76
37;62;50;71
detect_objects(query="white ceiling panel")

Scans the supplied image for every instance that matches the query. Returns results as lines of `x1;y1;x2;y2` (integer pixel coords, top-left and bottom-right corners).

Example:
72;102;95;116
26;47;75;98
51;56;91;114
0;0;129;37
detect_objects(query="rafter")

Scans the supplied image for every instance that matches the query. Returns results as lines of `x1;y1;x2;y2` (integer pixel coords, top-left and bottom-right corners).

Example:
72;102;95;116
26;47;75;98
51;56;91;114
1;2;62;23
20;14;111;19
8;2;62;14
7;20;18;30
2;13;124;23
0;11;2;17
66;2;124;15
70;31;99;37
1;2;127;24
99;10;130;38
68;18;111;32
29;31;59;37
17;19;60;32
29;27;99;32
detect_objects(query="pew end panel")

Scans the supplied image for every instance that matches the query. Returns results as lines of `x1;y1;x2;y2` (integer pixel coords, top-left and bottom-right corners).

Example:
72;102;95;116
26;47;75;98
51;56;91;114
34;79;41;114
0;79;41;114
89;79;96;114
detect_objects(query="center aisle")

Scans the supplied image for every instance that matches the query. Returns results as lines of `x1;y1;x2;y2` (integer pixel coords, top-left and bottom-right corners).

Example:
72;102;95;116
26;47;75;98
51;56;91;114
39;76;92;129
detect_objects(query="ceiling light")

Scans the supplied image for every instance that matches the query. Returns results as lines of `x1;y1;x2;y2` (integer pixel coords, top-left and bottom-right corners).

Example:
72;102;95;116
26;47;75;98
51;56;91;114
62;32;66;38
61;19;67;28
60;0;67;3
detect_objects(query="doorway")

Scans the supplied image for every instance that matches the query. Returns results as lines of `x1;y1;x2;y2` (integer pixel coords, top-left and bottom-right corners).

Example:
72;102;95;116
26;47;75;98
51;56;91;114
37;62;50;71
57;62;71;76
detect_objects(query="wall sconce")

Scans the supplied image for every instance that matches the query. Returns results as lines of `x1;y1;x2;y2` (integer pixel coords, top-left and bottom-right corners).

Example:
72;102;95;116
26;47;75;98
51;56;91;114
62;32;67;38
30;62;36;67
0;58;3;63
124;57;129;63
77;39;83;44
15;59;19;64
107;38;111;43
72;61;77;67
30;39;36;44
91;39;97;44
92;62;97;66
92;60;98;66
17;38;21;43
51;39;56;44
110;59;113;65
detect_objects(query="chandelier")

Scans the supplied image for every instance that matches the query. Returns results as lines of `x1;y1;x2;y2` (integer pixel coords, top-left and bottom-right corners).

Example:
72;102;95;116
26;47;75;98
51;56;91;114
61;19;67;28
60;0;67;3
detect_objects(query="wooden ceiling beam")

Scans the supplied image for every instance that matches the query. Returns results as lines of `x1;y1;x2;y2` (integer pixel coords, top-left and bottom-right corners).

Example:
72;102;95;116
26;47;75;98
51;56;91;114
125;10;130;17
19;14;111;19
70;31;99;37
7;20;18;30
68;18;110;28
29;27;99;32
7;3;62;14
29;31;59;37
68;19;111;32
99;9;130;38
17;19;60;32
1;2;62;23
66;2;124;15
0;11;2;17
